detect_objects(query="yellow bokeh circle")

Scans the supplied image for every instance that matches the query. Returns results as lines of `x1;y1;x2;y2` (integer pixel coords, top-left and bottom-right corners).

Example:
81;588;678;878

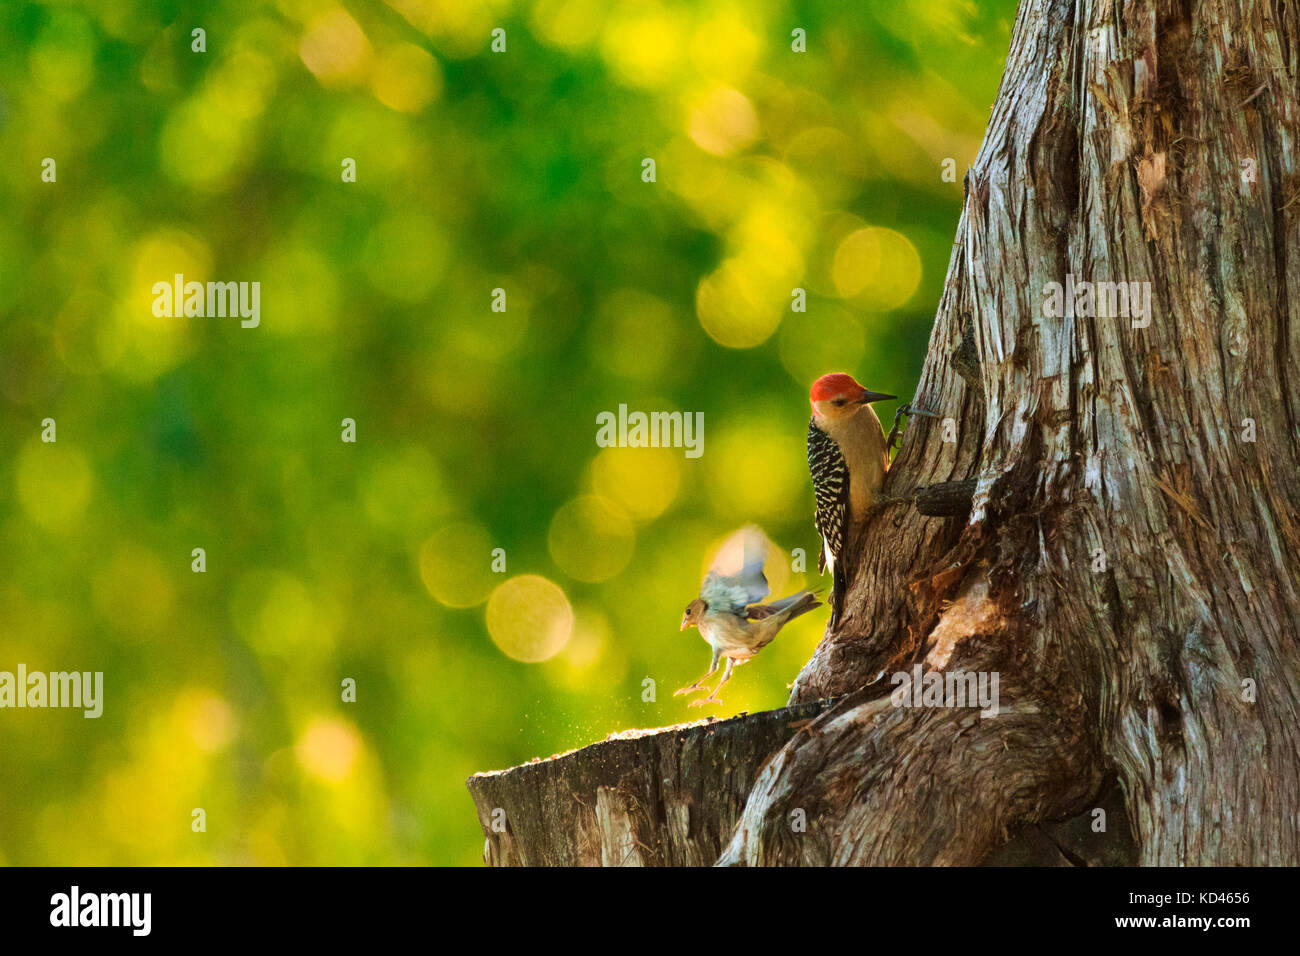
695;258;785;349
486;575;574;662
531;0;603;50
371;43;442;113
17;440;93;531
589;447;680;522
295;717;362;782
419;522;496;608
548;495;635;583
831;226;922;310
688;87;758;157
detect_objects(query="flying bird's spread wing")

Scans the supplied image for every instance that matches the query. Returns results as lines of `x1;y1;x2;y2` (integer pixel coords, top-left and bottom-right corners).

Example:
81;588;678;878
700;525;770;614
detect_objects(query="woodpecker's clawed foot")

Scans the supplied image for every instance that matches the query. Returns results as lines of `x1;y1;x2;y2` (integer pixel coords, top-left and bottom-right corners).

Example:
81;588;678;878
900;404;938;418
887;402;939;452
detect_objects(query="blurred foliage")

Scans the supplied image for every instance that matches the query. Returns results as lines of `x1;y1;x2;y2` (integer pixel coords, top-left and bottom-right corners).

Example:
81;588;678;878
0;0;1016;865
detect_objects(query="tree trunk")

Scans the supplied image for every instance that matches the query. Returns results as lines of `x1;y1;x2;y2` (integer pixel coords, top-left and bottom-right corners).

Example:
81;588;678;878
728;0;1300;866
469;0;1300;866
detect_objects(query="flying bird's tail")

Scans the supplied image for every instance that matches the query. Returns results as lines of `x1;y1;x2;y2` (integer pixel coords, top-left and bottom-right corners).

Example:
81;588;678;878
749;589;821;624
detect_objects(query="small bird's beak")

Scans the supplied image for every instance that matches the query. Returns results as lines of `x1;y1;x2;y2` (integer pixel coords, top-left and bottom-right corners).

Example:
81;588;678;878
857;389;896;404
680;616;690;631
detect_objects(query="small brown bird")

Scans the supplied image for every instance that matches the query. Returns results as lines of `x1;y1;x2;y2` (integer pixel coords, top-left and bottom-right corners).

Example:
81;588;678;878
675;526;821;708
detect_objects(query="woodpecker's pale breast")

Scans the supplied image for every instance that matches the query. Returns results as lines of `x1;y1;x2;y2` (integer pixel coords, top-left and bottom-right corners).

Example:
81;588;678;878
825;407;889;515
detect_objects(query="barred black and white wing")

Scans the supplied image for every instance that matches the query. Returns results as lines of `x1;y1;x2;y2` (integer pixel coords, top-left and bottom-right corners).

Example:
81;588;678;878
808;420;849;570
807;418;850;627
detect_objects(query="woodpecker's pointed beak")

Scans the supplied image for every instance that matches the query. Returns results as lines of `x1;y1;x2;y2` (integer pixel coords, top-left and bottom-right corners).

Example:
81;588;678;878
857;389;896;405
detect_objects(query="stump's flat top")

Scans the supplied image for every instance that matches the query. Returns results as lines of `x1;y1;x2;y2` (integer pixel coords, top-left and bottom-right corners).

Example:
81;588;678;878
467;699;843;783
468;714;738;779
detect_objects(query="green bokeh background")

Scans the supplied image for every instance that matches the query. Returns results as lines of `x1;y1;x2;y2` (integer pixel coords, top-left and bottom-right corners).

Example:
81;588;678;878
0;0;1015;865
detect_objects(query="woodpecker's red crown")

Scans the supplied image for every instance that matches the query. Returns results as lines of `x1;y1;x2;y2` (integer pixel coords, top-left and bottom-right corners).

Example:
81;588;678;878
810;373;896;418
810;372;865;405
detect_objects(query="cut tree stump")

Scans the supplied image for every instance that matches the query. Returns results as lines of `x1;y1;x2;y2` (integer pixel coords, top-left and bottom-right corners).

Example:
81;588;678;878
467;700;1137;866
466;699;837;866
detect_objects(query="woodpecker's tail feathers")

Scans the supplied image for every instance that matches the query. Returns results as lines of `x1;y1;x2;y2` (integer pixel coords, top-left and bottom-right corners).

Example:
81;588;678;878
829;562;848;630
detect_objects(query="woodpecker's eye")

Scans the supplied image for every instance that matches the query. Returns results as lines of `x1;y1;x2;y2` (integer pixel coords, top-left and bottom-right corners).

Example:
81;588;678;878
833;397;847;406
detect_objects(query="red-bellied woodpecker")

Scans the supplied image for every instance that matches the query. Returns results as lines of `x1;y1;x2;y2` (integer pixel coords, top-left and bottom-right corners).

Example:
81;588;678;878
807;372;898;629
675;525;821;708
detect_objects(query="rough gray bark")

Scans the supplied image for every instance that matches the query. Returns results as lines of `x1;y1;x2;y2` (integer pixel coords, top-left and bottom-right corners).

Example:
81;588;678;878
469;0;1300;866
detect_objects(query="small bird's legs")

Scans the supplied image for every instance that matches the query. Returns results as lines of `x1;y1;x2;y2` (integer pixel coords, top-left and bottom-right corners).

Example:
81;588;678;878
886;402;938;453
674;671;713;697
675;650;719;698
688;658;735;708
